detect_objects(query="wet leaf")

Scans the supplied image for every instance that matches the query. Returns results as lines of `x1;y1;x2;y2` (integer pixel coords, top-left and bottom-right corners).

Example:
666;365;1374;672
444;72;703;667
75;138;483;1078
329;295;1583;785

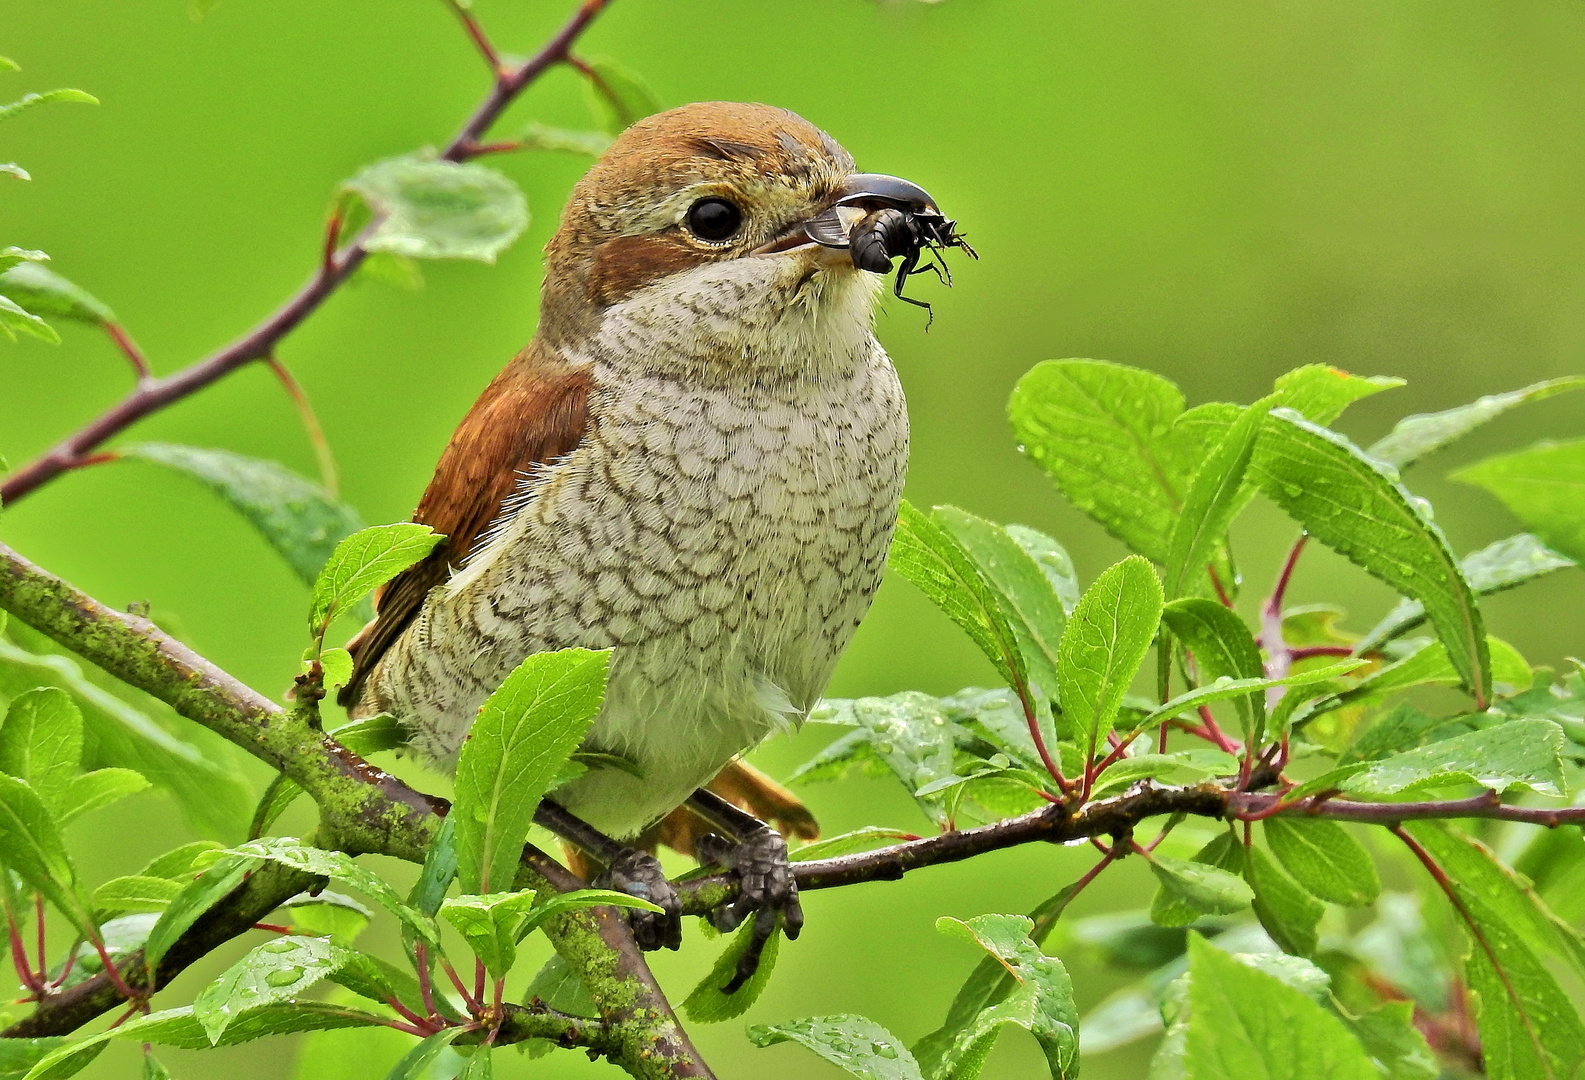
748;1014;923;1080
1454;437;1585;565
193;935;352;1044
1369;377;1585;470
1058;555;1163;756
1342;718;1566;797
309;523;441;637
1263;817;1379;907
342;155;528;263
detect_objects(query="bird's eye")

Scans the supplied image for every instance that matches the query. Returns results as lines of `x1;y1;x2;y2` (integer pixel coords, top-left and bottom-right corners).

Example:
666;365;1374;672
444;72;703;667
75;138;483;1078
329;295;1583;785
686;198;743;243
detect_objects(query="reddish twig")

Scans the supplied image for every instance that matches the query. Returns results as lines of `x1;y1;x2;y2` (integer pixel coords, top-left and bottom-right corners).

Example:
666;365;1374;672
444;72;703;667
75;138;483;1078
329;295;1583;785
414;941;441;1020
0;0;616;507
32;896;45;984
102;323;151;381
1208;564;1235;608
1289;645;1355;660
6;910;42;998
443;0;505;76
250;922;293;934
266;357;337;495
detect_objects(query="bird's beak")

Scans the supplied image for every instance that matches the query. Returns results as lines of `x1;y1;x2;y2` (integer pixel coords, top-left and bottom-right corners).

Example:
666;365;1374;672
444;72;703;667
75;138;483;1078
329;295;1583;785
752;172;941;258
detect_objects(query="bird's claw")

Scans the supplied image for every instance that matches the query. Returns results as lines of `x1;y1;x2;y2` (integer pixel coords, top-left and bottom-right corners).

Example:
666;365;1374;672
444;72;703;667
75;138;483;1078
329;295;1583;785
595;848;682;952
697;827;803;991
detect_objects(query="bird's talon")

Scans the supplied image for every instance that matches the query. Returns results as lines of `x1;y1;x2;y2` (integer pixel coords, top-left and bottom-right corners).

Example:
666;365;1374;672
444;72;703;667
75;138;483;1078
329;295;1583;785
698;827;802;985
595;849;682;952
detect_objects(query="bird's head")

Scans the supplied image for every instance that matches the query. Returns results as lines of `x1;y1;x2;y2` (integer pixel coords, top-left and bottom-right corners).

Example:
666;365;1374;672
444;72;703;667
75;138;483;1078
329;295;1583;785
539;101;945;379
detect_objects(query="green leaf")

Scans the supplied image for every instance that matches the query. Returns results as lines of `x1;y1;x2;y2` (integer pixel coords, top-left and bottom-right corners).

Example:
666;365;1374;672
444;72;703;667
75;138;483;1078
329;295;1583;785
1058;555;1163;756
0;293;59;344
0;1041;66;1080
1089;748;1238;797
683;912;782;1023
1454;437;1585;565
933;913;1080;1079
408;813;457;920
579;56;663;134
310;524;441;637
516;122;612;156
936;506;1067;707
438;891;538;978
194;935;353;1044
1346;1001;1438;1080
1369;377;1585;470
0;773;91;938
1269;365;1403;427
58;768;147;826
0;687;82;814
122;444;365;587
0;263;113;325
1184;933;1378;1079
0;164;30;181
889;501;1029;697
1252;409;1490;703
0;248;48;273
1004;525;1082;614
145;854;256;971
914;883;1085;1075
1357;533;1574;652
278;891;372;945
790;827;916;863
524;953;598;1017
138;842;223;882
222;837;438;945
452;648;608;893
329;951;442;1021
1166;400;1271;599
141;1052;170;1080
1127;660;1363;739
1008;359;1206;561
341;155;528;263
515;888;659;938
1160;597;1264;741
1342;718;1566;797
748;1015;923;1080
1403;823;1585;1080
0;89;98;123
1150;836;1251;927
1262;817;1379;907
91;875;183;914
1245;846;1323;957
23;1003;388;1080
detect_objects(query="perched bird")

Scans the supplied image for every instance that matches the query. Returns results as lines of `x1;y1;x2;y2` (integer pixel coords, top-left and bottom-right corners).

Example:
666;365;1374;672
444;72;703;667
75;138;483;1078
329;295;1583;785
341;101;961;973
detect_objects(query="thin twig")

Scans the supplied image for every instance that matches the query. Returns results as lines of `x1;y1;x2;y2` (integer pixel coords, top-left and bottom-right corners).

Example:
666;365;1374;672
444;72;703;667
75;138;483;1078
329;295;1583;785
0;0;616;507
102;323;151;382
266;357;338;495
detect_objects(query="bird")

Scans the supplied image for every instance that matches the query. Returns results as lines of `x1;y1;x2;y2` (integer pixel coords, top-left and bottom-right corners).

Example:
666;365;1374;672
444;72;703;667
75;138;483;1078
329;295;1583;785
340;101;961;978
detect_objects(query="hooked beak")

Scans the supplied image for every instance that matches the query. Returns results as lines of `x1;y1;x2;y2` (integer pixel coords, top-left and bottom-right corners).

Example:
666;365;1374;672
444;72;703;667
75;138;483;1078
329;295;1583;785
752;172;941;257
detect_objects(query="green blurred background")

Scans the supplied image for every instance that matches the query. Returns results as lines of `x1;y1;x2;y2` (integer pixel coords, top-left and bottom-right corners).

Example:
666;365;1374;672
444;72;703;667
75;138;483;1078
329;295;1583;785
4;0;1585;1076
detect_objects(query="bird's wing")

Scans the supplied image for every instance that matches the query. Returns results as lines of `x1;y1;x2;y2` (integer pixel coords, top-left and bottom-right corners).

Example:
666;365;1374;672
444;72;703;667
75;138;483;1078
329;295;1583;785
338;340;592;708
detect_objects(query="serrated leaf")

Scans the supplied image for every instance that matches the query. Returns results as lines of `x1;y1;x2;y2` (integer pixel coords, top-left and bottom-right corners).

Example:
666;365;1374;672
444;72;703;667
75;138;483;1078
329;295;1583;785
92;875;183;914
1127;660;1363;740
438;891;538;978
0;263;113;325
1454;437;1585;565
933;913;1080;1079
221;837;437;945
1150;837;1251;927
453;649;608;893
0;293;58;344
1269;365;1403;427
524;953;597;1017
58;768;148;826
310;523;441;637
748;1015;922;1080
0;89;97;123
1404;823;1585;1080
936;506;1066;710
1252;409;1490;703
342;155;528;263
1357;533;1574;652
0;773;92;939
144;854;256;971
1346;1000;1438;1080
516;122;612;156
0;1041;66;1080
1343;718;1565;797
579;56;662;134
515;887;659;938
194;934;352;1044
1160;597;1264;741
122;444;364;587
914;883;1084;1075
1369;377;1585;470
0;687;81;814
889;501;1029;698
790;826;916;863
22;1003;387;1080
1245;846;1323;957
1166;399;1271;599
683;912;782;1023
1004;525;1082;614
1185;933;1377;1079
1263;817;1379;907
1058;555;1163;757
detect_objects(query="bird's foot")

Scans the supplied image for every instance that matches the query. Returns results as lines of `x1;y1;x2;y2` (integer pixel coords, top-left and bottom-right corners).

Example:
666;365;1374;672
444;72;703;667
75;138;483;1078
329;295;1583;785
696;827;803;991
594;848;682;952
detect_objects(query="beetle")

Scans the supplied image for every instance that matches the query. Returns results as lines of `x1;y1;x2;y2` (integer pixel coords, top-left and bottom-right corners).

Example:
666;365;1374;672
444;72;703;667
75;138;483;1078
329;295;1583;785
802;173;977;325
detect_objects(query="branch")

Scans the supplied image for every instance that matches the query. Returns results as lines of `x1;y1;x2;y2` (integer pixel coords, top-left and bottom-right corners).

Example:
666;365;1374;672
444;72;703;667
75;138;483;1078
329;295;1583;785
0;537;711;1079
0;0;615;507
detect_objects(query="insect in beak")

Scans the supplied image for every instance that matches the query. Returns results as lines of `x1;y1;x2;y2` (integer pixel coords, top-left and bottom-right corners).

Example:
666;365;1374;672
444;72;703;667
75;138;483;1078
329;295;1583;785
795;173;978;326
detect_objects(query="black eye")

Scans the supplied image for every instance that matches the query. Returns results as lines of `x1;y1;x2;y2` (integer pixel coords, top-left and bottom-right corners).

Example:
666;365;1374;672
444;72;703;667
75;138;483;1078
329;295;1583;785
686;198;742;242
